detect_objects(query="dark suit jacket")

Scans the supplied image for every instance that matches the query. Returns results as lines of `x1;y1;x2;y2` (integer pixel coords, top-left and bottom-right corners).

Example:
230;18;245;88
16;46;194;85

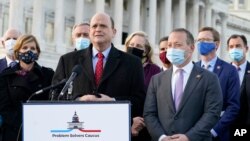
236;61;250;125
0;58;7;73
52;44;146;117
0;62;54;141
144;64;223;141
196;58;240;141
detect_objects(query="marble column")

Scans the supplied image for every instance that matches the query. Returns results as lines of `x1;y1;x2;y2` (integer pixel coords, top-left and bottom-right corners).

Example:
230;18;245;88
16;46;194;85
32;0;44;47
234;0;239;10
192;0;200;61
54;0;65;53
8;0;24;32
205;1;212;26
164;0;172;35
148;0;157;45
113;0;123;46
220;13;228;61
130;0;141;33
75;0;85;23
179;0;186;28
96;0;105;12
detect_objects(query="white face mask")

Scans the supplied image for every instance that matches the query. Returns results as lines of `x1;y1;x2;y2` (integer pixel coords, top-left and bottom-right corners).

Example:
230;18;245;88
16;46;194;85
4;39;16;56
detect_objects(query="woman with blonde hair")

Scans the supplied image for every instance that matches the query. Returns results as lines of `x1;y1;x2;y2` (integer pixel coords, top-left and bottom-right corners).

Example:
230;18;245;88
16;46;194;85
125;31;161;141
0;34;54;141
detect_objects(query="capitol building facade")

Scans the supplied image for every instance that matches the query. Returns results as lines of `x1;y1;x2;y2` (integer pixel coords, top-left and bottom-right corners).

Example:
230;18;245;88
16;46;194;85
0;0;250;69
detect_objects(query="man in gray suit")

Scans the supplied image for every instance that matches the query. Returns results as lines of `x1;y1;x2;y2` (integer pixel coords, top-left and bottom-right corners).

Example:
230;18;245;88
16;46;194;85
144;28;223;141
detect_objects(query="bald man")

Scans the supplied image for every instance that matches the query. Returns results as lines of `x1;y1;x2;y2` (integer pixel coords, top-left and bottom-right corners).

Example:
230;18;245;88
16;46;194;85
0;28;21;73
52;12;145;118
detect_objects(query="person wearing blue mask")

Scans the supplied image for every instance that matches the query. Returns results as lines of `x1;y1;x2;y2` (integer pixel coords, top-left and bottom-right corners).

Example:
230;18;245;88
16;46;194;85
196;27;240;141
227;34;250;140
144;28;222;141
71;22;90;51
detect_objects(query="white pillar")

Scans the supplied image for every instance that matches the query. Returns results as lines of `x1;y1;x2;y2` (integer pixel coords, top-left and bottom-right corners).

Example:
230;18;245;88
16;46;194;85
179;0;186;28
113;0;123;46
192;0;199;61
234;0;239;10
75;0;85;23
220;14;228;60
164;0;172;35
54;0;65;54
130;0;141;33
32;0;44;46
212;11;217;28
148;0;157;45
205;2;212;26
96;0;105;12
8;0;24;32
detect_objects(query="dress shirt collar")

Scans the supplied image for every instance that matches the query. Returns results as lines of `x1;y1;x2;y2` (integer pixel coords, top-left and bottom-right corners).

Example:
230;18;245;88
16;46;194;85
201;56;217;69
92;45;112;59
232;60;247;72
173;61;193;75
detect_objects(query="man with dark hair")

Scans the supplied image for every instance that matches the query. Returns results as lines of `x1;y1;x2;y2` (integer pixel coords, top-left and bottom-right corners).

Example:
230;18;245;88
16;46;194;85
196;27;240;141
144;28;222;141
158;36;172;70
227;34;250;130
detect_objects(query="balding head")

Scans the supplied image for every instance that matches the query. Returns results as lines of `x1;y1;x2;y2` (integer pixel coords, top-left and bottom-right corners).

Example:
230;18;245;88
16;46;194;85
89;12;116;51
3;28;21;41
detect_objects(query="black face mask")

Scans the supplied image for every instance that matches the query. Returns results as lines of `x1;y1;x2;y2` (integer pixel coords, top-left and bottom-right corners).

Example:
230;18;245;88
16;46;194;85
18;50;38;64
127;47;144;59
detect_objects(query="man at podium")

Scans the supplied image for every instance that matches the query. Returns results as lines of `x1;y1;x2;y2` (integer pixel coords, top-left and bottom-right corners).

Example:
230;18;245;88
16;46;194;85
52;12;146;120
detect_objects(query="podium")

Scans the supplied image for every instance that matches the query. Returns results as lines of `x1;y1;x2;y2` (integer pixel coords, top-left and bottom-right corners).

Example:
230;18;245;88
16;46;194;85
23;101;131;141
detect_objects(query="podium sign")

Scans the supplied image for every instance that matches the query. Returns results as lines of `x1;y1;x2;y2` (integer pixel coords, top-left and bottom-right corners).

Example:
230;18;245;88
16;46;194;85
23;102;130;141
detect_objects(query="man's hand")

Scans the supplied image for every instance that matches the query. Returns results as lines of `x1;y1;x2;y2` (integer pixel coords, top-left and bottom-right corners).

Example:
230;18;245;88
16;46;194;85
169;134;189;141
131;117;145;136
78;94;115;101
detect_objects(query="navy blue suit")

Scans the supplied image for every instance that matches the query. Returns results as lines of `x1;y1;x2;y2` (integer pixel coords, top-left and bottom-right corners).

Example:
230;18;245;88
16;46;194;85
0;58;7;73
196;58;240;141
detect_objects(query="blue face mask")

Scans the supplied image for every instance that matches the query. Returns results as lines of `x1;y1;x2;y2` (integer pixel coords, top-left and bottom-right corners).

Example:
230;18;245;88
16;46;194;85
75;37;90;50
229;48;244;62
197;42;216;55
18;50;38;64
166;48;186;66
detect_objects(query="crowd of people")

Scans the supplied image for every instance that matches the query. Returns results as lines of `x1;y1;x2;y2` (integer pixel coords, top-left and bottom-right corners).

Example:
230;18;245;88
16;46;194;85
0;12;249;141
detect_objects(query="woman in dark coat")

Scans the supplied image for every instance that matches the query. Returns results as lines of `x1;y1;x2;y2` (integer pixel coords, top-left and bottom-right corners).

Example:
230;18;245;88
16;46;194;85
0;34;54;141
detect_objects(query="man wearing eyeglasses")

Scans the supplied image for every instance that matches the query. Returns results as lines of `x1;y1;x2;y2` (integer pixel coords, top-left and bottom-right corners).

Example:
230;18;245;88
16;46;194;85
195;27;240;141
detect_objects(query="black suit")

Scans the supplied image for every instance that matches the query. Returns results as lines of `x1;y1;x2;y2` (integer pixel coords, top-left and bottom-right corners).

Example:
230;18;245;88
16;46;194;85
0;62;54;141
52;44;146;117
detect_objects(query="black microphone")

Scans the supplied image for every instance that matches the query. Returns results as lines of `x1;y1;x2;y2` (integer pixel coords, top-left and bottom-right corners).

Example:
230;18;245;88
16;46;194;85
26;79;67;102
58;65;83;99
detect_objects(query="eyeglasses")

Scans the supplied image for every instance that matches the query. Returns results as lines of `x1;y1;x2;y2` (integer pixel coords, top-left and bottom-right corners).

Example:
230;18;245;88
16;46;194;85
196;38;214;42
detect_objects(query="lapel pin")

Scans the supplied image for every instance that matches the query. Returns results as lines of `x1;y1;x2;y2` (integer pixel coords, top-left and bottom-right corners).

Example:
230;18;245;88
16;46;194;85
247;70;250;74
217;66;221;70
196;74;201;79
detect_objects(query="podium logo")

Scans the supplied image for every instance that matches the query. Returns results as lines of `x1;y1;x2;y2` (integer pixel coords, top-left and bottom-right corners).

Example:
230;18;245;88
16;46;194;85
50;111;101;138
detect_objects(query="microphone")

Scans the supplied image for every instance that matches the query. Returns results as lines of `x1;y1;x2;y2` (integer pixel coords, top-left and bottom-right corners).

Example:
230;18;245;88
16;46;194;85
58;65;83;99
27;79;67;102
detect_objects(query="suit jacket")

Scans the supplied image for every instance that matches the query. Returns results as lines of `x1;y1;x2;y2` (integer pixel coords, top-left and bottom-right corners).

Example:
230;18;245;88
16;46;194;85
0;62;54;141
144;64;223;141
0;58;7;73
196;58;240;141
52;44;146;117
236;61;250;125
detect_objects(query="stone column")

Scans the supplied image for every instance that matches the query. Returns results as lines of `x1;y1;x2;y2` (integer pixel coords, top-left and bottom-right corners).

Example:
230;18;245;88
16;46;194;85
54;0;65;54
192;0;199;61
164;0;172;35
179;0;186;28
205;1;212;26
220;13;228;61
32;0;44;47
8;0;24;32
75;0;85;23
96;0;105;12
113;0;123;46
130;0;141;33
234;0;239;10
148;0;157;45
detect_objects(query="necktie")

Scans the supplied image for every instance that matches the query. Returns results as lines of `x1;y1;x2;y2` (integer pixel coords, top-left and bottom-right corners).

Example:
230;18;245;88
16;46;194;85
95;53;104;86
9;61;17;67
174;69;184;110
202;64;211;70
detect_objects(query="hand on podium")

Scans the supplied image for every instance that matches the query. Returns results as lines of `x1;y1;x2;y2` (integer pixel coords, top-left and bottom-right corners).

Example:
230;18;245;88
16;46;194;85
78;94;115;101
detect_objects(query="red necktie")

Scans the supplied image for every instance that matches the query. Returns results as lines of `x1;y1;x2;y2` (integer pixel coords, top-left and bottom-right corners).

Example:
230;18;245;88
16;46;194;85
95;52;104;86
